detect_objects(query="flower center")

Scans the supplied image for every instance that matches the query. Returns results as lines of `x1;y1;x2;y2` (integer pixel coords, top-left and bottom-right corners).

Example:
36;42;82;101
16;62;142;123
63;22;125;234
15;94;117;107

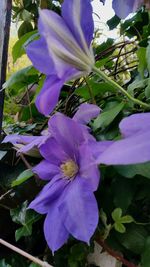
60;159;78;179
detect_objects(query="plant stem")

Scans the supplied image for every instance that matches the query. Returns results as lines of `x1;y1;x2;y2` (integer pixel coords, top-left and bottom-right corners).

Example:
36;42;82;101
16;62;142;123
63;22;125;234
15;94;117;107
0;238;53;267
84;77;96;104
92;66;150;109
96;238;138;267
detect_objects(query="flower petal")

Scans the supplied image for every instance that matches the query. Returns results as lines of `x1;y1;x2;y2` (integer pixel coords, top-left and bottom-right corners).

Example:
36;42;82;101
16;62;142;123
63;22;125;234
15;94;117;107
38;9;90;77
40;137;69;165
62;0;94;48
97;131;150;165
73;103;101;124
119;113;150;137
29;176;68;214
112;0;138;19
78;144;100;191
35;75;63;116
44;203;69;253
59;177;98;243
89;140;114;159
26;37;55;75
33;160;60;180
48;113;85;159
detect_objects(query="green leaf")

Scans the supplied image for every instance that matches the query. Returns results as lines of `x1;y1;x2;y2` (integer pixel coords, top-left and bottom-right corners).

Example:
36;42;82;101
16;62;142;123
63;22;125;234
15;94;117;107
146;42;150;74
107;15;120;30
15;224;32;241
114;222;126;233
3;66;39;91
141;237;150;267
11;169;33;187
12;30;37;63
18;21;33;38
137;47;147;78
120;215;134;224
75;81;115;100
115;162;150;179
117;224;147;254
0;259;11;267
93;102;124;130
112;208;122;221
10;201;41;241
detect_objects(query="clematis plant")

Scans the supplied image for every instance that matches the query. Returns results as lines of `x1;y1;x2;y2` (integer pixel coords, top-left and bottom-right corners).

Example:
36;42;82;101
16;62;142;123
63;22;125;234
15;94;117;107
29;112;100;252
112;0;150;19
26;0;95;115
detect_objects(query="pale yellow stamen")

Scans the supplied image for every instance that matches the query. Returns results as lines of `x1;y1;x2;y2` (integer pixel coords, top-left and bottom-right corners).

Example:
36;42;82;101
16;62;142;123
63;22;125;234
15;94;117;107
60;159;78;179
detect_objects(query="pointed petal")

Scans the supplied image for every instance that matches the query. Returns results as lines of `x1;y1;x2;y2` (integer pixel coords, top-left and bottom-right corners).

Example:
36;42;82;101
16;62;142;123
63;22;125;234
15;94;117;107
62;0;94;48
40;137;69;165
26;37;55;75
44;204;69;253
29;176;68;214
78;144;100;191
119;113;150;138
97;131;150;165
35;75;63;116
48;113;84;159
73;103;101;124
112;0;135;19
60;177;98;243
33;160;60;180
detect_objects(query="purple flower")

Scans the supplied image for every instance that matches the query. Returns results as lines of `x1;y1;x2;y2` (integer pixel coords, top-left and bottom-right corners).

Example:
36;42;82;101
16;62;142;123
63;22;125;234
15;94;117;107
2;131;50;157
96;112;150;165
3;103;100;157
112;0;150;19
29;112;100;252
26;0;95;115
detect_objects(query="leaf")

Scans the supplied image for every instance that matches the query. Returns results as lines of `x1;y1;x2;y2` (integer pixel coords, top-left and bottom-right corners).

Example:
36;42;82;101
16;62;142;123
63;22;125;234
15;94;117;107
75;81;115;100
15;224;32;241
18;21;33;38
137;47;147;78
117;224;147;254
11;169;33;187
0;260;11;267
146;42;150;74
115;162;150;179
10;201;41;241
120;215;134;224
114;222;126;233
93;102;124;130
107;15;120;30
12;30;37;63
141;237;150;267
112;208;122;221
3;66;39;91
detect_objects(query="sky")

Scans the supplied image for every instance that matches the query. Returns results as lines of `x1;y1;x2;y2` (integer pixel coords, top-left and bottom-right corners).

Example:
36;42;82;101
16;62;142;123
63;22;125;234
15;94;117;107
92;0;118;42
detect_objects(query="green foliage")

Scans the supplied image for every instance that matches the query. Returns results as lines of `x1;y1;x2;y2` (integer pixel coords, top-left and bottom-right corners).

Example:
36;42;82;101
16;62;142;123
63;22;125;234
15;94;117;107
1;1;150;267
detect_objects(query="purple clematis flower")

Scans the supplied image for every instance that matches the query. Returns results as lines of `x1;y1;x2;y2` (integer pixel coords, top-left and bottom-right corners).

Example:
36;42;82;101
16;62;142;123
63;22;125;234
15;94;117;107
96;112;150;165
26;0;95;115
29;112;100;252
112;0;150;19
3;103;100;157
2;131;50;157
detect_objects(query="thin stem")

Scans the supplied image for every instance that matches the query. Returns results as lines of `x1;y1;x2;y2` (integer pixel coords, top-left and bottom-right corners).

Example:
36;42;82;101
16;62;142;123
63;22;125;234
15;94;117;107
0;238;53;267
84;77;96;104
96;238;138;267
92;66;150;109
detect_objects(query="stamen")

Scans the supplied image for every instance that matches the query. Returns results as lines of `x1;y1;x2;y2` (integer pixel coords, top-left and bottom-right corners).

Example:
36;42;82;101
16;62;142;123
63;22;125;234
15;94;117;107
60;159;78;180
